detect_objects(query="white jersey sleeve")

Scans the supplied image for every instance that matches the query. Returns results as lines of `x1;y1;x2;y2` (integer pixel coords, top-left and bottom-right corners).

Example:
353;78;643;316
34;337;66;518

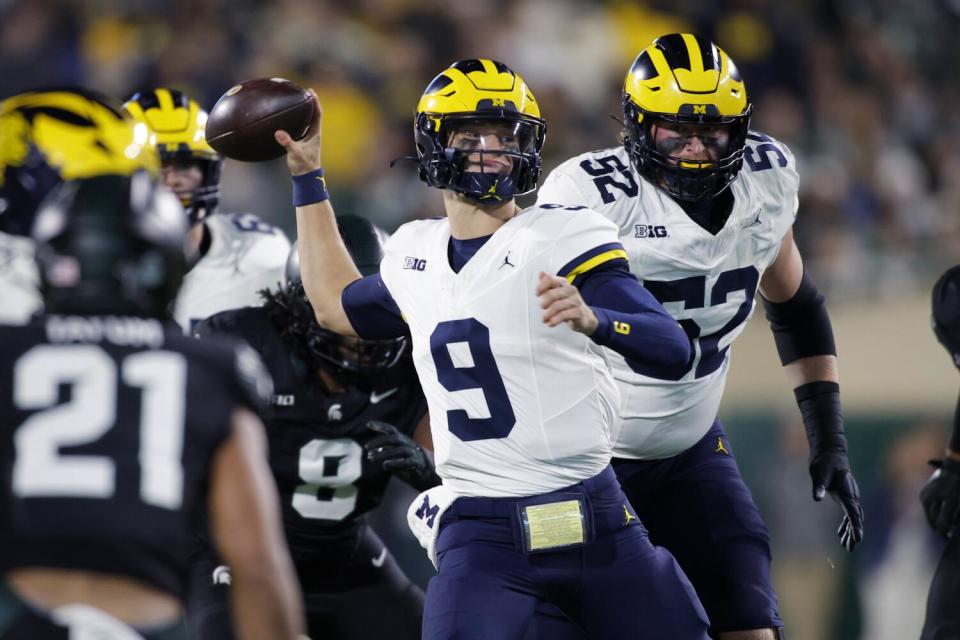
174;213;291;333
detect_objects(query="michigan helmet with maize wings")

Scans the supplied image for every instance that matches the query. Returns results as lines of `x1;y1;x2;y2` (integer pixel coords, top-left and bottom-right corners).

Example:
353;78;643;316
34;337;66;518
124;88;222;224
622;33;752;201
414;59;546;204
0;88;156;236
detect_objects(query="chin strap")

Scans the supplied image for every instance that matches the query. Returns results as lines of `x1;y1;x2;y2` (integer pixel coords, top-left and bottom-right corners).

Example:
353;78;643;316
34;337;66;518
457;172;517;203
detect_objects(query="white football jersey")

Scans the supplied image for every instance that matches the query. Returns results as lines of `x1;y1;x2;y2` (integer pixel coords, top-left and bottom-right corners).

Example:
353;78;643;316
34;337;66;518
537;132;798;459
380;206;623;498
174;212;290;333
0;232;41;325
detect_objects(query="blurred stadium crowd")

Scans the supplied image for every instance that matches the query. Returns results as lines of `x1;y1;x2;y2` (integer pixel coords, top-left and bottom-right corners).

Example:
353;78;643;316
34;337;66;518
4;1;960;639
4;0;960;300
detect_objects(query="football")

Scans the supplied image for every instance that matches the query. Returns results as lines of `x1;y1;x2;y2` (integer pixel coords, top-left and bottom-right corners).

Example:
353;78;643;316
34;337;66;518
206;78;315;162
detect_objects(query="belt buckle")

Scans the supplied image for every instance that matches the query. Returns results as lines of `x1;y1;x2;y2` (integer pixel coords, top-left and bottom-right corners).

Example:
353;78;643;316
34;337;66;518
518;494;588;554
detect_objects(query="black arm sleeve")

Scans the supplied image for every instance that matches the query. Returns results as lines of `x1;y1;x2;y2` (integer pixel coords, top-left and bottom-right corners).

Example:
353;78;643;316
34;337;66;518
762;269;836;365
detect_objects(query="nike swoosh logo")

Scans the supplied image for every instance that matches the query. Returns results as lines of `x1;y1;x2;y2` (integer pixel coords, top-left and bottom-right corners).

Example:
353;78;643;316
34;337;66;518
369;388;399;404
371;547;387;568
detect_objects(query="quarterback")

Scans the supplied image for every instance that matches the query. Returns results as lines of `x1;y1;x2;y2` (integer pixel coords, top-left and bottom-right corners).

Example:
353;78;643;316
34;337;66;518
281;59;711;638
124;89;290;332
536;34;865;640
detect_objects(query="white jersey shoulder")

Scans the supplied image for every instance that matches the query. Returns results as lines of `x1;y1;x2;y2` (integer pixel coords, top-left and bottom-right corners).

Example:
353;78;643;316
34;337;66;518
381;206;622;497
0;232;41;325
538;133;800;460
174;212;291;333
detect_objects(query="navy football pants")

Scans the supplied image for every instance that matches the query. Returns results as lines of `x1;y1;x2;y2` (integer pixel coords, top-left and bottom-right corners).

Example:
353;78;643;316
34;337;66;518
530;421;782;638
423;465;710;639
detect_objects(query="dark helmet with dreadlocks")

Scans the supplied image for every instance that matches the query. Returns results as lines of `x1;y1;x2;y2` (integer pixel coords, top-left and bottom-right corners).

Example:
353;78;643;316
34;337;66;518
263;215;406;380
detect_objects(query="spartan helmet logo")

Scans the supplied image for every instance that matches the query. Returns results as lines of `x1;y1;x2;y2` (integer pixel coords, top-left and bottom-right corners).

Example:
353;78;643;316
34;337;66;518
212;565;232;585
327;403;343;422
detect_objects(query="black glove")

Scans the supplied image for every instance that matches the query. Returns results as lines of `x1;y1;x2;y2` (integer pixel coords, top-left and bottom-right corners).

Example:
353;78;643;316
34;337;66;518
365;420;440;491
920;456;960;539
796;381;865;552
810;446;864;552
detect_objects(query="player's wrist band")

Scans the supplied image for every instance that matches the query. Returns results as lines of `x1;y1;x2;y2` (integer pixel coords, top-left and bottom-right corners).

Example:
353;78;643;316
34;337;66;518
292;168;329;206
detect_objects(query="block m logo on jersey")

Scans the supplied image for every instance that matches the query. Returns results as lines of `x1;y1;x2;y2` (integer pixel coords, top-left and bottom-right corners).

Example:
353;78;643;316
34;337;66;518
416;495;441;528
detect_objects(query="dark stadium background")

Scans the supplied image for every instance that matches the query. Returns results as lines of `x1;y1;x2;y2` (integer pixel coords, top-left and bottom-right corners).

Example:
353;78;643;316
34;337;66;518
4;1;960;637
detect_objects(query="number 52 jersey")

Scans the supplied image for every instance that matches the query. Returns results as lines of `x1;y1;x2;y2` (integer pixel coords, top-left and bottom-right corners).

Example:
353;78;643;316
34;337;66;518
537;133;799;460
376;206;624;498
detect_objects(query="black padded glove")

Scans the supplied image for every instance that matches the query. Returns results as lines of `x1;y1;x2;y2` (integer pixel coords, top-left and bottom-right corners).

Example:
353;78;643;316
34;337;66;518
365;420;440;491
796;381;865;552
920;456;960;539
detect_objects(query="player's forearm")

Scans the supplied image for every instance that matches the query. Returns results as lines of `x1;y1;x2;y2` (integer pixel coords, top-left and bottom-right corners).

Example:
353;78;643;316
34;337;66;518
295;199;362;334
212;412;306;639
230;558;305;640
590;306;691;368
578;267;690;368
783;354;838;388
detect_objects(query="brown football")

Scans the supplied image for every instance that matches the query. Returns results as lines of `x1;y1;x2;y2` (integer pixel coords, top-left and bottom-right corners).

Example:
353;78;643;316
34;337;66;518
206;78;315;162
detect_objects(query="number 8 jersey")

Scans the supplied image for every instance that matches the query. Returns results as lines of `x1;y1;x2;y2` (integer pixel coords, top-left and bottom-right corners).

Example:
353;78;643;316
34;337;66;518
371;206;624;498
537;134;799;460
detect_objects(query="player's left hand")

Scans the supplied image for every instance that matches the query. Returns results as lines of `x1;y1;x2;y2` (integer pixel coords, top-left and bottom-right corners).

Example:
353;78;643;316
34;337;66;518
537;272;598;335
810;447;864;552
365;421;440;491
920;456;960;539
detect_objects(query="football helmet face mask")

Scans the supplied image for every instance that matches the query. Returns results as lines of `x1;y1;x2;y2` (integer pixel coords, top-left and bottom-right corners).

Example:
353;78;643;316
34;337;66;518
0;88;156;236
268;216;406;382
32;171;187;318
123;88;222;225
414;59;546;204
622;33;752;202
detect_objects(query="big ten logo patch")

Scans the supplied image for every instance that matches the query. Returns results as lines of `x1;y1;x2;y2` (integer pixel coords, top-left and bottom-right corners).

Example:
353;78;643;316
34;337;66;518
634;224;668;238
403;257;427;271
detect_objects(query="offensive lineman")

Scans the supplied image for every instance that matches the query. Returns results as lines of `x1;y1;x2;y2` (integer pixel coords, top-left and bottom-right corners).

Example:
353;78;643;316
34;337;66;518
0;170;304;639
123;88;290;333
190;220;433;640
281;59;711;638
535;33;865;639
